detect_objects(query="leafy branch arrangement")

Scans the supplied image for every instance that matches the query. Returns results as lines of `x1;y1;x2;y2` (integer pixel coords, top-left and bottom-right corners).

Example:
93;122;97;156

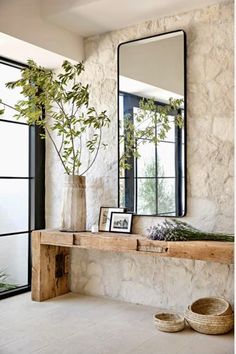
0;60;110;175
119;97;183;170
0;270;17;292
147;219;234;242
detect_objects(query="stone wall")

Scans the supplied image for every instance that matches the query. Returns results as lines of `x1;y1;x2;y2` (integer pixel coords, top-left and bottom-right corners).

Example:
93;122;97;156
46;1;234;310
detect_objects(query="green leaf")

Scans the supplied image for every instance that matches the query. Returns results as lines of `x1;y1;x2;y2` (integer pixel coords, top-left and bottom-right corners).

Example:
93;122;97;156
120;97;184;171
0;59;110;175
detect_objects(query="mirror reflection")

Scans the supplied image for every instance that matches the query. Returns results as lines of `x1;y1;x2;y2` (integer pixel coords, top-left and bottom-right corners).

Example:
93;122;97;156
118;30;186;216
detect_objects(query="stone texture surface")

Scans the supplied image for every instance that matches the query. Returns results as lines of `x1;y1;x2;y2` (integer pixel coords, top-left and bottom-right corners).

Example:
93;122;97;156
46;1;234;310
70;249;234;310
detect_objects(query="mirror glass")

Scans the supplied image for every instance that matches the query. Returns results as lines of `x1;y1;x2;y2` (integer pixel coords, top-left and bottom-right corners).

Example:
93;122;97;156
118;30;186;216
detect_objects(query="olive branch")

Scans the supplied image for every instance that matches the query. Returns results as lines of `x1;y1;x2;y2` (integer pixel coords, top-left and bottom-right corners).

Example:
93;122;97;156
0;60;110;175
119;97;184;171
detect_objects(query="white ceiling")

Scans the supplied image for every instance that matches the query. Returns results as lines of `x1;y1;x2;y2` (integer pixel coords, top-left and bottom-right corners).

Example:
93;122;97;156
0;0;227;68
0;32;77;69
41;0;226;37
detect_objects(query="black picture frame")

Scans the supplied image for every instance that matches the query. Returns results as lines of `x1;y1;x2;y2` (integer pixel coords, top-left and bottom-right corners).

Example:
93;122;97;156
109;212;133;234
98;207;125;232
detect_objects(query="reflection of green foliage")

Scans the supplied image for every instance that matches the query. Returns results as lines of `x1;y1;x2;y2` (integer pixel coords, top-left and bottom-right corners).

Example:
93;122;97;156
158;179;175;214
138;163;156;214
0;270;17;292
138;160;175;215
119;97;183;170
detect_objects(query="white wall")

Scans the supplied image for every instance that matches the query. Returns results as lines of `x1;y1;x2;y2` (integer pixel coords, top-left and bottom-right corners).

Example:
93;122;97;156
0;0;84;62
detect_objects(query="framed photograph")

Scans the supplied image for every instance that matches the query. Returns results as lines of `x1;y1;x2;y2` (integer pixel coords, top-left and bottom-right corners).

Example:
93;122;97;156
109;212;133;234
99;207;125;232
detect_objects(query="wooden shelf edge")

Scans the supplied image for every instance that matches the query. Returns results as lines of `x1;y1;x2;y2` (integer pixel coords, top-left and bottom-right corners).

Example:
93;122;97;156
137;239;233;264
33;230;234;264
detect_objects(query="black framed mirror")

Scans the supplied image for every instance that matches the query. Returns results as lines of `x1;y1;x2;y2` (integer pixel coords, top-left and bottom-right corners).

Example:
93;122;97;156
117;30;186;217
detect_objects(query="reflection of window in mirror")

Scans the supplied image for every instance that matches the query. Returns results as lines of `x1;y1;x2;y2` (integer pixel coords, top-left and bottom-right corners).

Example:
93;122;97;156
118;30;186;217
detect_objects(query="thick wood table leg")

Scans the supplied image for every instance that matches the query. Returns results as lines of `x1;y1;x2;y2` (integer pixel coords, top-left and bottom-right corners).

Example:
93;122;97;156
32;231;70;301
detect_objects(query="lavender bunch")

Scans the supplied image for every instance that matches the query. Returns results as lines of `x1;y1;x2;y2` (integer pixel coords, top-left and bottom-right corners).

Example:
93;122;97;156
147;219;234;242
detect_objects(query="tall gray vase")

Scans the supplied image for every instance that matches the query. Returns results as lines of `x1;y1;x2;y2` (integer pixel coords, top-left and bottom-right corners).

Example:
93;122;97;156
61;175;86;232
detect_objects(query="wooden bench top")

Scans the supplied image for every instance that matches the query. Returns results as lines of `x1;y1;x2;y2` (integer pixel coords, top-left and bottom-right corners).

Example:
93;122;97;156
34;230;234;264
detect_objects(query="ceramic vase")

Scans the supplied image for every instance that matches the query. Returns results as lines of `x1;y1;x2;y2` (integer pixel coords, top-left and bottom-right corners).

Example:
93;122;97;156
61;175;86;232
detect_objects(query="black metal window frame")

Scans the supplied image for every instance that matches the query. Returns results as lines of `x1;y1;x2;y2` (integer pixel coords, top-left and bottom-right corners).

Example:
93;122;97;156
118;91;185;216
0;57;45;300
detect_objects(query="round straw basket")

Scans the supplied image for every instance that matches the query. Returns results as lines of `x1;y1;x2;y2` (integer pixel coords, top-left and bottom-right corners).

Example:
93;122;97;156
185;307;234;335
153;313;185;333
190;297;232;316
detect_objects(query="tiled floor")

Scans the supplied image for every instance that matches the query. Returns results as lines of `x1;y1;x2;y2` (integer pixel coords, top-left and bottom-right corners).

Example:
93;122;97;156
0;292;233;354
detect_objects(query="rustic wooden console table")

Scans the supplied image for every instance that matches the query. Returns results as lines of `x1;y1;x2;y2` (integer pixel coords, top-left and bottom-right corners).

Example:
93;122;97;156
32;230;234;302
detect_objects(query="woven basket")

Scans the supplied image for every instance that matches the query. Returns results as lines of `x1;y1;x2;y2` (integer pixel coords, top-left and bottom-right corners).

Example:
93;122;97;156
153;313;185;333
190;297;232;316
185;307;234;335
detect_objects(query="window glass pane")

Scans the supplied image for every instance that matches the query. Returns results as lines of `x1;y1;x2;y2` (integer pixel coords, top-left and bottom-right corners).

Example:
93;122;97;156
119;94;124;135
119;137;125;177
0;234;28;291
0;106;18;123
137;140;155;177
0;64;26;123
182;126;185;144
0;121;29;177
157;142;175;177
164;119;175;142
133;107;155;131
158;178;175;214
0;179;29;234
119;178;125;207
137;178;156;215
133;108;174;142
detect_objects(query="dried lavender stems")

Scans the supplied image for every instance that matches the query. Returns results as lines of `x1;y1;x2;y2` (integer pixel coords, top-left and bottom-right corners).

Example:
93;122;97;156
147;219;234;242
